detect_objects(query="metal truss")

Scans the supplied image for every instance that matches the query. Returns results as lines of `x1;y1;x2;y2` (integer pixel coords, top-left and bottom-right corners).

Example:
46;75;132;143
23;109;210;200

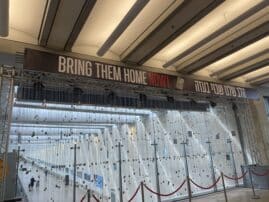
0;66;15;201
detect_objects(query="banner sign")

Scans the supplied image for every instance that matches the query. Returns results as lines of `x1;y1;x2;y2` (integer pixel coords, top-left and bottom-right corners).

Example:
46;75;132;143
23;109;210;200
183;78;259;100
24;48;259;100
24;48;179;89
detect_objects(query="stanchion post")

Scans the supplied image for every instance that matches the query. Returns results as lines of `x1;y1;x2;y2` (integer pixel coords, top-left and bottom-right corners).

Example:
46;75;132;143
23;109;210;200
221;172;228;202
140;182;145;202
87;189;92;202
182;140;192;202
186;176;192;202
232;103;248;165
151;139;161;202
116;142;124;202
71;143;80;202
206;139;217;192
15;146;25;196
248;167;260;199
227;139;238;187
73;144;77;202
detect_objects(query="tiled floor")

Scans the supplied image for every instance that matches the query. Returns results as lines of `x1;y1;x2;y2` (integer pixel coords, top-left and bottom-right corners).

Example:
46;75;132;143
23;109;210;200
19;163;87;202
19;163;269;202
182;188;269;202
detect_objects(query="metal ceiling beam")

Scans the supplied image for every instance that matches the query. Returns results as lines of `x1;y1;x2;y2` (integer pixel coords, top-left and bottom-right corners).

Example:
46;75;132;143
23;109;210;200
246;72;269;83
38;0;61;46
251;77;269;86
11;124;110;129
121;0;224;65
11;120;134;125
46;0;94;50
163;1;269;68
11;137;84;140
97;0;150;56
180;22;269;74
220;59;269;81
10;140;84;144
11;123;112;129
210;49;269;77
13;103;149;116
9;131;103;137
64;0;97;51
10;141;74;144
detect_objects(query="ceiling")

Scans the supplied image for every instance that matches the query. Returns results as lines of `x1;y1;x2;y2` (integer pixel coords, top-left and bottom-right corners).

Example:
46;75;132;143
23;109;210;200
1;0;269;87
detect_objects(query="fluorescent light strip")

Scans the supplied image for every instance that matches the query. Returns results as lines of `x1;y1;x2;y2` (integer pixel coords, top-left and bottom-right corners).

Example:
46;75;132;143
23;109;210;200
14;101;151;115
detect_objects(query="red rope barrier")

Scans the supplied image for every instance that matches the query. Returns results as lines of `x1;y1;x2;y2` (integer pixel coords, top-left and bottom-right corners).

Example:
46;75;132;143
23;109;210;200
128;184;141;202
144;180;186;197
80;193;87;202
190;176;221;190
252;169;269;177
92;194;100;202
224;171;248;180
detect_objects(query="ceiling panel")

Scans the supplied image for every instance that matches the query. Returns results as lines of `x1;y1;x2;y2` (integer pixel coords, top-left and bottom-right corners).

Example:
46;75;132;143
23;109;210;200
122;0;224;65
0;0;47;44
177;17;268;73
46;0;86;50
233;65;269;83
72;0;185;61
72;0;136;60
111;0;184;57
147;0;263;69
195;36;269;77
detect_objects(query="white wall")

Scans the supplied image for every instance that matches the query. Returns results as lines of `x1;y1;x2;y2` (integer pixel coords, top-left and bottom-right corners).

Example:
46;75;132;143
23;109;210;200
22;103;254;201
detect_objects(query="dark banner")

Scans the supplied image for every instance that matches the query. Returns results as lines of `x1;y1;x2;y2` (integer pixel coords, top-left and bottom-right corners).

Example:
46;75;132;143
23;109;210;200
24;48;179;89
183;78;259;100
24;48;259;100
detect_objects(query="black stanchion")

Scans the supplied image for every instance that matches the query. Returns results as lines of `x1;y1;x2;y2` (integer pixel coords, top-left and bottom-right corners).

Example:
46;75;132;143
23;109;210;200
182;140;191;202
248;167;260;199
221;172;228;202
116;142;124;202
70;143;80;202
227;139;239;187
141;182;145;202
87;189;92;202
151;139;161;202
206;139;217;192
187;176;192;202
